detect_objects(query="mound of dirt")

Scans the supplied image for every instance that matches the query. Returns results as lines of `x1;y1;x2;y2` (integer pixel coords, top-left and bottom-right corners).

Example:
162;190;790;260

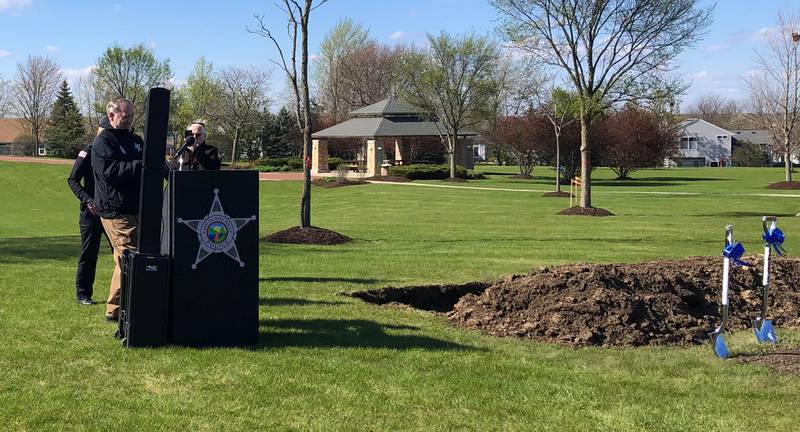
312;179;368;188
543;191;571;198
350;256;800;347
767;181;800;190
558;206;615;217
263;226;352;245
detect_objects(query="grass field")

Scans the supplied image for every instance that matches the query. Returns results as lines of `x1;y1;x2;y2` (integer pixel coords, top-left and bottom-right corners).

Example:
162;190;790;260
1;161;799;431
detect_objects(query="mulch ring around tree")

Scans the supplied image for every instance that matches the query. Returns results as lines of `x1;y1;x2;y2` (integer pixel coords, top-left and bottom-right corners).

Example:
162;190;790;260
311;179;368;188
263;226;353;245
346;256;800;348
543;191;572;198
558;206;615;216
366;175;410;183
736;348;800;374
766;181;800;190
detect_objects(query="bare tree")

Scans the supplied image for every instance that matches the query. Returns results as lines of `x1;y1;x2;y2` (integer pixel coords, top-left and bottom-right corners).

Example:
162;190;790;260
12;55;61;156
491;0;713;208
75;72;104;132
400;32;504;179
216;66;270;165
685;94;742;129
250;0;328;229
334;44;407;112
0;75;12;119
745;12;800;182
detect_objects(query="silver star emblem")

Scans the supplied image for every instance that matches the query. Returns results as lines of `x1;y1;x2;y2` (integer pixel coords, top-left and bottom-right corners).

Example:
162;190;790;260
177;188;256;270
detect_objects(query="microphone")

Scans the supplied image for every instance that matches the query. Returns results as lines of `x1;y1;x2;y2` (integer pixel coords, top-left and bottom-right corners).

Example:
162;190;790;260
174;136;195;171
175;136;195;159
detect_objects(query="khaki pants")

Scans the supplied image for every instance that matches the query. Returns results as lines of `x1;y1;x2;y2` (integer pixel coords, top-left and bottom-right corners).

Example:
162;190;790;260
100;215;139;317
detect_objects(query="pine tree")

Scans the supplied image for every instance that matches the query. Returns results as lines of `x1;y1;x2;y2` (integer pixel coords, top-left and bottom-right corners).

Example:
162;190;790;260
47;80;86;158
261;106;300;158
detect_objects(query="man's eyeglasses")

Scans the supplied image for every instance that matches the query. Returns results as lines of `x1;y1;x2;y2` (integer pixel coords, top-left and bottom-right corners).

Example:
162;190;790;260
192;132;204;137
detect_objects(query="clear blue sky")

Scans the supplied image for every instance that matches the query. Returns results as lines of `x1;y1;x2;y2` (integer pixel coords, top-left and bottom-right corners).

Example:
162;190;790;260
0;0;797;111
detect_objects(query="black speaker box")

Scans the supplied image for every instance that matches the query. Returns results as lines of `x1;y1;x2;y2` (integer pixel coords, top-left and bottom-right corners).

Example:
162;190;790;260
119;251;171;348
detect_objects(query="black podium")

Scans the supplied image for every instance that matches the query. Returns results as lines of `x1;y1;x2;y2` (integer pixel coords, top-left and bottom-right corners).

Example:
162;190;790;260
162;170;260;347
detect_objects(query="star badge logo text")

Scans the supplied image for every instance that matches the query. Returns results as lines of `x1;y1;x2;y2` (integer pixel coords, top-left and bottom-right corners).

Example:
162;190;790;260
177;188;256;270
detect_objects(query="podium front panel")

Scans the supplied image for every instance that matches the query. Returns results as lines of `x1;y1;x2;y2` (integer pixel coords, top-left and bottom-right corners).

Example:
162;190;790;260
168;170;259;346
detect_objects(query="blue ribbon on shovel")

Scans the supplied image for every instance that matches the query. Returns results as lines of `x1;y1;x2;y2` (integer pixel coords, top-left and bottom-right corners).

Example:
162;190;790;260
723;242;749;267
763;228;785;256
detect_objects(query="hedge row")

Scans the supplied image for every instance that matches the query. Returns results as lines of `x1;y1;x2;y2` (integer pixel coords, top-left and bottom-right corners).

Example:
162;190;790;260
388;164;484;180
255;157;344;170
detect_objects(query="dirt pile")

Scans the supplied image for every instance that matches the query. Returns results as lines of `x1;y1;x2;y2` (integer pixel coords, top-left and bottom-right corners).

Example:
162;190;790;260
766;181;800;190
449;257;800;347
350;257;800;347
263;226;352;245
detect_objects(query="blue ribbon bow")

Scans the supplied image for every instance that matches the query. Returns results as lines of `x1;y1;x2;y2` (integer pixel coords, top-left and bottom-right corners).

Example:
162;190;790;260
763;228;786;256
723;242;750;267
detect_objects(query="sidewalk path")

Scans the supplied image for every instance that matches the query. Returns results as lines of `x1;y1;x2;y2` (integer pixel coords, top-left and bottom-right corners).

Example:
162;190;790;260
1;157;305;181
0;156;74;165
366;180;800;198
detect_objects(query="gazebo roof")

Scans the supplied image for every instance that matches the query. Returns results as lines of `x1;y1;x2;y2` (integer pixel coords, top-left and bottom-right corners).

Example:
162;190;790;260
348;98;425;117
312;117;476;139
313;97;476;139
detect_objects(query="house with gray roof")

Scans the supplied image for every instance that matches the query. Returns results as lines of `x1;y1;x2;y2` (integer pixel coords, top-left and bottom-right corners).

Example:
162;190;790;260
311;98;477;176
673;118;733;167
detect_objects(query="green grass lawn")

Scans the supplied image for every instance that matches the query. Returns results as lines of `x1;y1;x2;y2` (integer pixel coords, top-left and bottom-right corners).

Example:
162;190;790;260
1;161;799;431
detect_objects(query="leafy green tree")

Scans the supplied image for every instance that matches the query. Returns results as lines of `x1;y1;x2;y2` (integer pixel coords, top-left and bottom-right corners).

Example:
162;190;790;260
732;142;769;167
492;0;713;208
400;32;504;179
314;18;374;123
93;44;172;130
46;80;86;157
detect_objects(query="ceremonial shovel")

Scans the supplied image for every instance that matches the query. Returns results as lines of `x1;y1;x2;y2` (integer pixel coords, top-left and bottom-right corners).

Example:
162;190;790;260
711;225;742;359
754;216;782;344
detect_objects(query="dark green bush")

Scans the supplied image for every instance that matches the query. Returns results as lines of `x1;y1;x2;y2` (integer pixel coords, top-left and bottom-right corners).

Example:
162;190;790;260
287;158;304;169
328;157;343;170
257;157;289;167
388;164;477;180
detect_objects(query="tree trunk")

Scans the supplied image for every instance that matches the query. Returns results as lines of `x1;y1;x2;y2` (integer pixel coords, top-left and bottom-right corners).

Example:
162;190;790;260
785;149;792;182
579;114;592;208
449;134;457;179
300;125;312;228
231;128;240;165
555;128;561;192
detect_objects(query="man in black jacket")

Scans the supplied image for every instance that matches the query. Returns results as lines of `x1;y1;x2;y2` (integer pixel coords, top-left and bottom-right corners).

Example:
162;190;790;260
91;98;143;321
171;121;221;170
67;118;111;305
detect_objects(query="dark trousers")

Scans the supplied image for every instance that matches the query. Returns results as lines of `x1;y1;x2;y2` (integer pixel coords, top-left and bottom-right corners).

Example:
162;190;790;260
76;211;106;300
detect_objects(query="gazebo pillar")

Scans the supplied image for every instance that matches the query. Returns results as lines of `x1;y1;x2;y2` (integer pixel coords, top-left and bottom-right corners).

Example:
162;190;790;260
312;139;329;174
394;137;411;165
366;138;384;177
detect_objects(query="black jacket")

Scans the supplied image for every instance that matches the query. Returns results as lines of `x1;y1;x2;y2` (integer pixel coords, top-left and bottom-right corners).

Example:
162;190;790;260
67;145;95;211
170;143;221;171
91;128;144;217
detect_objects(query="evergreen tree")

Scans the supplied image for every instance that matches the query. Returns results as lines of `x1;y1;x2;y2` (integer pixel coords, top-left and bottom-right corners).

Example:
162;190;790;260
47;80;86;157
261;106;300;158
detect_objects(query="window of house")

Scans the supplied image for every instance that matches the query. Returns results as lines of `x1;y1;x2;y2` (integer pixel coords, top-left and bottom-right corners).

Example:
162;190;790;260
680;137;697;150
717;135;728;139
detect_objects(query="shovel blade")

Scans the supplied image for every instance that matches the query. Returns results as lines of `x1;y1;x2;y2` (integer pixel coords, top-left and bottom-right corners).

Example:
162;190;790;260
754;319;778;344
712;333;730;359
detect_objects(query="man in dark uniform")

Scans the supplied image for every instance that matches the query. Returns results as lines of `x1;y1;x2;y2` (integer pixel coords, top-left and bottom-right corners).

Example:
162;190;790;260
67;117;112;305
92;98;144;321
170;122;221;171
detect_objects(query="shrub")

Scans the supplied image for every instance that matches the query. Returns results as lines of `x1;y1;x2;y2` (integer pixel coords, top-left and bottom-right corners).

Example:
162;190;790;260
388;164;477;180
733;142;769;167
287;158;304;169
257;157;289;167
328;157;343;170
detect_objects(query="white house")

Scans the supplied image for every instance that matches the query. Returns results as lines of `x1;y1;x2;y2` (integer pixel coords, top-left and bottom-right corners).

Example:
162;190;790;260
674;118;732;167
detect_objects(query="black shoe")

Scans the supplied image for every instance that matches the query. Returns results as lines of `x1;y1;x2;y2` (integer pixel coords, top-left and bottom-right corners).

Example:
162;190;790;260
105;314;119;322
77;297;97;305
